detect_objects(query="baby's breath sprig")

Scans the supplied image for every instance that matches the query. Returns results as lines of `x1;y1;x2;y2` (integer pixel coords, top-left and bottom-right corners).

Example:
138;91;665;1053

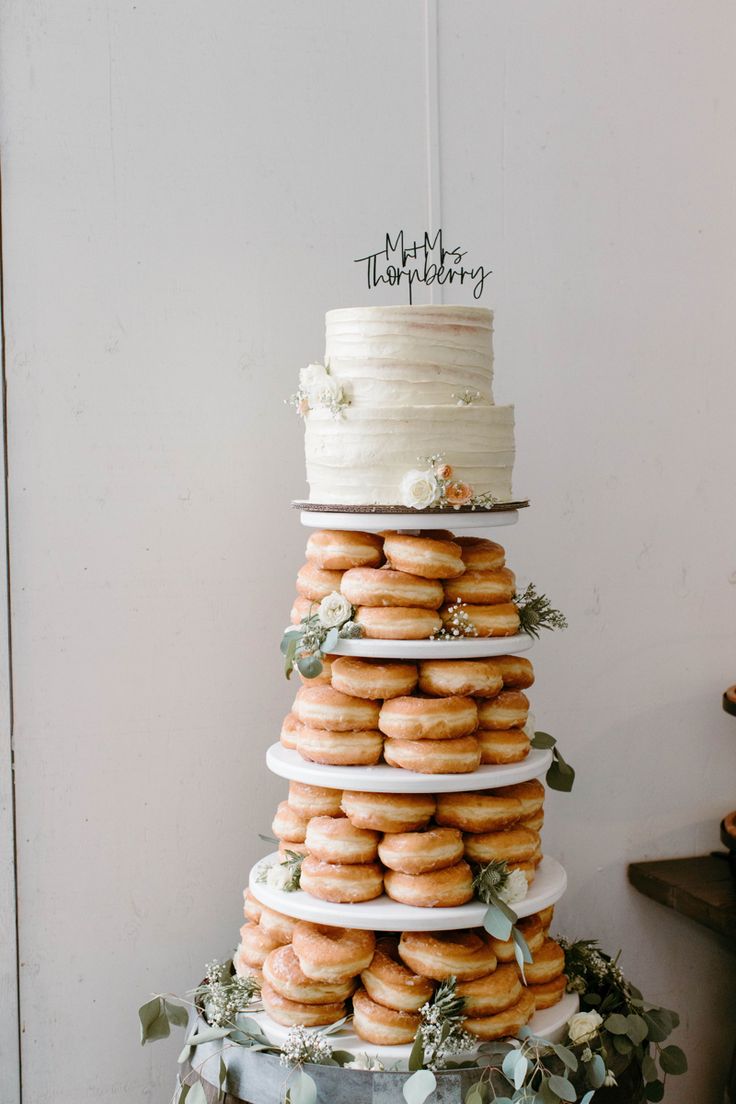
195;960;261;1028
452;388;482;405
430;599;479;640
280;1025;334;1067
409;977;475;1072
515;582;568;638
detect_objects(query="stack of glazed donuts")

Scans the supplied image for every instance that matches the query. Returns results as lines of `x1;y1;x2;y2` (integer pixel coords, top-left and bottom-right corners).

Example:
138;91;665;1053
235;895;567;1041
291;530;521;640
267;778;545;907
281;652;534;774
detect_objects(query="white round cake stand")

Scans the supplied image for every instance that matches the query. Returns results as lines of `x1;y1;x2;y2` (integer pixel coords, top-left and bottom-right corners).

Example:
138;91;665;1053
251;992;579;1063
266;744;552;794
327;634;534;660
249;855;567;932
297;509;521;533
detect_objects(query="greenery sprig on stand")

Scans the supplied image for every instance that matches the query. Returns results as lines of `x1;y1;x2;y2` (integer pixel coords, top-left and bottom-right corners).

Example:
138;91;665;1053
281;592;362;679
531;731;576;792
408;977;475;1072
516;583;568;638
472;861;533;979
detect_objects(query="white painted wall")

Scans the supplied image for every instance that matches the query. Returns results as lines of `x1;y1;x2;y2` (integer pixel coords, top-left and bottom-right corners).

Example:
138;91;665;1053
1;2;734;1102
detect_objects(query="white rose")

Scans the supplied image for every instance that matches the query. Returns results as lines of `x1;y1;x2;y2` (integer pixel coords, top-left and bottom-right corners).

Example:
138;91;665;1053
497;868;529;905
316;375;343;404
346;1053;384;1071
523;711;536;738
318;591;352;629
400;468;441;510
567;1010;603;1045
266;863;292;891
299;362;329;395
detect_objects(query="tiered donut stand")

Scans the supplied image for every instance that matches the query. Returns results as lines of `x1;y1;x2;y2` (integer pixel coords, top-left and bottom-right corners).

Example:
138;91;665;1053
190;505;578;1104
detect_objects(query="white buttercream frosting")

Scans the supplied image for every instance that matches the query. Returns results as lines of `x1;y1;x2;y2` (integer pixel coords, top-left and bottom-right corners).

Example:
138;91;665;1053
303;305;515;506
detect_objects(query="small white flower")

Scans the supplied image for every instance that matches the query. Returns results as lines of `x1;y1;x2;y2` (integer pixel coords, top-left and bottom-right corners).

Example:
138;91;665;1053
497;868;529;905
318;591;352;629
345;1053;384;1071
299;362;329;394
567;1010;603;1045
266;863;292;891
400;468;441;510
604;1071;617;1087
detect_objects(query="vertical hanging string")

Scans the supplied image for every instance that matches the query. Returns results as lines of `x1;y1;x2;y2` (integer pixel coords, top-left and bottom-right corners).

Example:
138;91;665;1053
424;0;442;304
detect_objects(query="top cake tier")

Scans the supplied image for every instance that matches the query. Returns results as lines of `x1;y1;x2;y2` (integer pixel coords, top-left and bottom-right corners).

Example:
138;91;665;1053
300;305;515;507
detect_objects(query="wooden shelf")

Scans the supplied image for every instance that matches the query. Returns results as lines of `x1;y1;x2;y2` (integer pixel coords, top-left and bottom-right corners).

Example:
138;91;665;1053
628;855;736;942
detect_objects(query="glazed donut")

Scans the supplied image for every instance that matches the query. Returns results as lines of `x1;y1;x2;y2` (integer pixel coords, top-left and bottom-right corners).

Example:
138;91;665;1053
238;921;285;967
272;800;309;843
360;938;435;1011
528;973;567;1010
293;686;380;731
341;790;436;833
261;981;346;1028
383;533;466;580
233;949;263;985
280;712;303;750
476;691;530;731
287;781;343;819
441;602;520;638
494;656;535;690
297;726;384;767
383;735;481;775
292;922;376;983
299;855;384;903
258;904;298;945
290;595;313;625
306;529;384;570
455;962;523;1014
352;986;421;1044
443;568;516;606
520;808;545;832
435;790;526;833
330;656;418;700
305;816;380;864
341;568;444;610
524;938;565;985
297;653;336;686
378;695;478;740
508;859;538;885
456;537;506;571
296;562;345;602
356;606;442;640
418;659;503;699
463;826;541;865
489;915;544;962
501;779;546;819
378;827;464;874
243;888;262;924
263;944;356;1004
398;930;497;982
478;728;530;765
537;905;555;932
383;860;474;907
463;988;535;1040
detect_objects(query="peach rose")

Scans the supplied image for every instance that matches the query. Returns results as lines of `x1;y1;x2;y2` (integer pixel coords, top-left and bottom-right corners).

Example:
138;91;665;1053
445;481;473;505
437;463;453;479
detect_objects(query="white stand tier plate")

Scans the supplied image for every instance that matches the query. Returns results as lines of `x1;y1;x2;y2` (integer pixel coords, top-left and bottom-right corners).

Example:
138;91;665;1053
267;744;552;794
297;507;522;533
326;634;534;659
250;854;567;932
251;992;579;1061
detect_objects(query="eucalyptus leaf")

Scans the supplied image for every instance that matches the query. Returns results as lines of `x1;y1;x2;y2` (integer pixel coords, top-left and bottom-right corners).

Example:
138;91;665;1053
546;757;575;793
502;1047;522;1080
587;1053;606;1088
177;1043;192;1065
408;1030;425;1071
642;1053;658;1083
512;927;533;964
626;1012;649;1044
297;654;323;679
185;1084;207;1104
290;1069;317;1104
185;1026;232;1046
547;1074;577;1102
531;731;556;749
512;937;527;982
139;997;170;1044
612;1033;633;1054
644;1080;665;1102
320;1015;348;1035
165;1000;189;1029
219;1055;228;1091
552;1043;578;1072
483;903;513;941
659;1044;687;1075
465;1087;484;1104
403;1069;437;1104
323;627;340;652
580;1094;596;1104
604;1013;629;1035
642;1009;673;1042
331;1049;357;1066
